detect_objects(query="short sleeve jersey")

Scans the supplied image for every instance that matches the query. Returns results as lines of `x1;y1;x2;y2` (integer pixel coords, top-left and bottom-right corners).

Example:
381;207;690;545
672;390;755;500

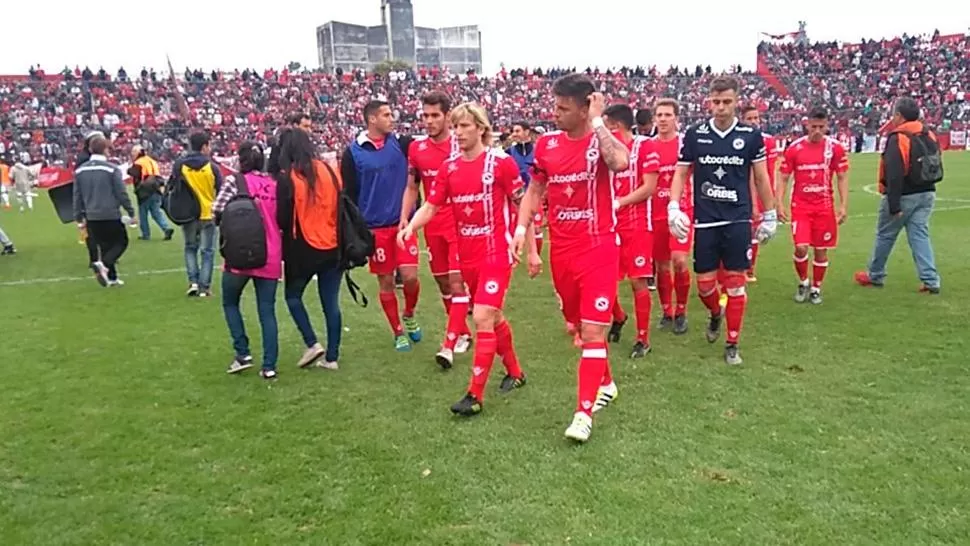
677;118;766;227
780;136;849;212
651;134;693;220
409;134;459;236
429;149;523;267
613;135;659;233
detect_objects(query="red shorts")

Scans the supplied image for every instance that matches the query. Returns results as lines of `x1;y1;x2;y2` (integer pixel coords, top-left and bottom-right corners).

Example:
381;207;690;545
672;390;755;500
369;226;419;275
425;229;460;277
652;213;693;262
791;207;838;249
462;262;512;310
550;241;620;326
618;230;653;279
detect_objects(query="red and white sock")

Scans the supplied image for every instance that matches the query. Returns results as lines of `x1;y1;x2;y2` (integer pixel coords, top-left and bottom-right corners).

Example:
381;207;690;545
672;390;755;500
794;253;810;284
697;277;721;316
468;330;497;401
379;291;404;336
402;278;420;317
442;294;470;350
634;288;652;344
577;341;608;416
494;320;523;378
812;260;829;289
674;269;691;316
657;269;673;318
723;273;747;345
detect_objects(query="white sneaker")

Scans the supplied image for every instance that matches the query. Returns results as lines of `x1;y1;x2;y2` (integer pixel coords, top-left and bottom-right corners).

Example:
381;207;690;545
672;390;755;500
316;360;339;370
564;412;593;443
298;342;325;368
435;348;454;370
108;279;125;287
593;381;618;413
186;283;200;297
454;334;472;354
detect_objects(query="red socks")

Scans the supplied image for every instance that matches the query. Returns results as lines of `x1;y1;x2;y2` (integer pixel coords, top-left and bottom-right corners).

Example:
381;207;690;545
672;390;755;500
577;341;608;416
722;274;748;345
812;260;829;289
657;269;673;318
468;331;497;400
494;320;523;378
674;269;691;316
379;291;404;336
612;297;627;323
697;277;721;316
402;278;420;316
794;253;810;283
634;289;652;344
443;294;470;350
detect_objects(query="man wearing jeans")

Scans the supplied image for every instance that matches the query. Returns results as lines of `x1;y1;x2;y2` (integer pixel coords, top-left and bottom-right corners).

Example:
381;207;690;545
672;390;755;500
172;132;223;298
855;98;942;293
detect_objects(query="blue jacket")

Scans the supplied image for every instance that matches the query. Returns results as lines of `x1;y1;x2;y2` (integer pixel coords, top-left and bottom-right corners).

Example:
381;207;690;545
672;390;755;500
341;132;412;229
507;142;535;186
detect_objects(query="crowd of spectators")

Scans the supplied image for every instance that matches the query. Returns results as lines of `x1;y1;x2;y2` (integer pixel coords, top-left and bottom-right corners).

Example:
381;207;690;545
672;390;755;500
1;30;966;166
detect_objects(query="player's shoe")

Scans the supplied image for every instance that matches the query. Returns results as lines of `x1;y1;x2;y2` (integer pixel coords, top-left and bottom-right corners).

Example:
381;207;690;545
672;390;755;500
0;244;15;256
435;348;454;370
608;317;627;343
402;315;422;343
259;368;278;380
630;341;651;359
658;316;673;331
454;334;472;354
746;271;758;282
673;314;689;335
593;381;618;413
564;412;593;443
394;334;412;352
809;288;823;305
450;393;482;416
107;278;125;287
226;356;254;374
724;344;742;366
794;282;810;303
91;261;108;287
705;313;723;344
498;373;527;394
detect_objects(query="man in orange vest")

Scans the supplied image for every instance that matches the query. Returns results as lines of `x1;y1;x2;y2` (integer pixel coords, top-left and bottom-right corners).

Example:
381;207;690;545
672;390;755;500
855;97;943;293
0;159;10;208
129;145;174;241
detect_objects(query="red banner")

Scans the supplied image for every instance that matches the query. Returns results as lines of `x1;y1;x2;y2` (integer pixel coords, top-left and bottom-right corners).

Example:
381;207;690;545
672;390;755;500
36;159;237;190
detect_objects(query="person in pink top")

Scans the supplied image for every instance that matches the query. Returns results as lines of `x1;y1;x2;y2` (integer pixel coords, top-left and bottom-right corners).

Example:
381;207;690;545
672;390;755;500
212;142;282;379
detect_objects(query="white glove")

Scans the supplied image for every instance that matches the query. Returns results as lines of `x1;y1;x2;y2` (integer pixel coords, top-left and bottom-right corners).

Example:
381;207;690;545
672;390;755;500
667;201;691;241
612;199;621;211
755;208;778;244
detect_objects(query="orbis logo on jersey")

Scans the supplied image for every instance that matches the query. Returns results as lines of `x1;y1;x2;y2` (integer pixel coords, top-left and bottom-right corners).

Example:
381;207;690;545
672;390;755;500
698;155;745;166
460;224;493;237
556;208;594;221
656;188;671;199
801;185;827;193
699;181;738;202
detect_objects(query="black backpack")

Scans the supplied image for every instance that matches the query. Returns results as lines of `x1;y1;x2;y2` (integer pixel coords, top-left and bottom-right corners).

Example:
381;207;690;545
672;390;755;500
218;174;268;270
162;171;201;225
321;162;374;307
900;129;944;185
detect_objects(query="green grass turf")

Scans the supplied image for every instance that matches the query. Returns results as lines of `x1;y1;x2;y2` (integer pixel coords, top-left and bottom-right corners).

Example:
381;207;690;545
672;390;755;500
1;152;968;545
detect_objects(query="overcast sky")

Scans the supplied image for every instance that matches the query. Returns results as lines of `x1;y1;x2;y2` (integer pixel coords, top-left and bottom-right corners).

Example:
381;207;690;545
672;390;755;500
2;1;967;75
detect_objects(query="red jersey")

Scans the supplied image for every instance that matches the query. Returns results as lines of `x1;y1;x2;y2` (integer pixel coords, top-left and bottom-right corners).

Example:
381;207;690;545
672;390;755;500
429;149;523;267
612;135;659;233
409;134;459;236
651;134;692;220
780;136;849;211
763;132;779;189
530;130;619;249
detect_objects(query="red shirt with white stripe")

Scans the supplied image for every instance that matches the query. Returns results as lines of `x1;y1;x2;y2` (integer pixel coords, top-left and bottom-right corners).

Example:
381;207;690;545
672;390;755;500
429;149;522;267
530;130;619;249
613;135;659;233
651;134;692;220
780;136;849;212
410;134;459;236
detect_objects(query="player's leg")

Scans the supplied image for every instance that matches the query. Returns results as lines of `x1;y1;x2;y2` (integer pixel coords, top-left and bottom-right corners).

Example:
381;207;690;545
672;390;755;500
426;233;453;316
720;222;753;366
609;233;630;343
624;231;653;358
791;210;812;303
693;227;724;345
566;244;619;443
653;222;674;329
809;210;837;304
550;250;582;346
396;229;422;342
670;225;693;336
369;228;409;350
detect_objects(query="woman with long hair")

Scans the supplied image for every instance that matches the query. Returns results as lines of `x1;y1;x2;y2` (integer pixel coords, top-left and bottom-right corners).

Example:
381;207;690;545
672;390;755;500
276;128;344;370
212;142;282;379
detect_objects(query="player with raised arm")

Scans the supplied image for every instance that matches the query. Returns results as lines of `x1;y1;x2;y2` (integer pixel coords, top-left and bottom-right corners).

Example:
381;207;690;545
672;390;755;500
776;106;849;304
512;73;631;443
603;104;660;358
402;92;473;367
650;99;693;335
668;77;778;366
740;105;779;282
400;103;540;416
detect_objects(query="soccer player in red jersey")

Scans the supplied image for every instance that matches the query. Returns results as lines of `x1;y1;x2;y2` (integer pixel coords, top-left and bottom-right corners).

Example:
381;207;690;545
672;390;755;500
512;74;631;443
602;104;660;358
401;92;473;366
776;106;849;304
650;99;693;336
741;105;780;282
400;103;539;416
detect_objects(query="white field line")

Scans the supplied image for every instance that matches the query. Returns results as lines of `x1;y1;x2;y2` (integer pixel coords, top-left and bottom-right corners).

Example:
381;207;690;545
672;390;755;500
861;184;970;203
